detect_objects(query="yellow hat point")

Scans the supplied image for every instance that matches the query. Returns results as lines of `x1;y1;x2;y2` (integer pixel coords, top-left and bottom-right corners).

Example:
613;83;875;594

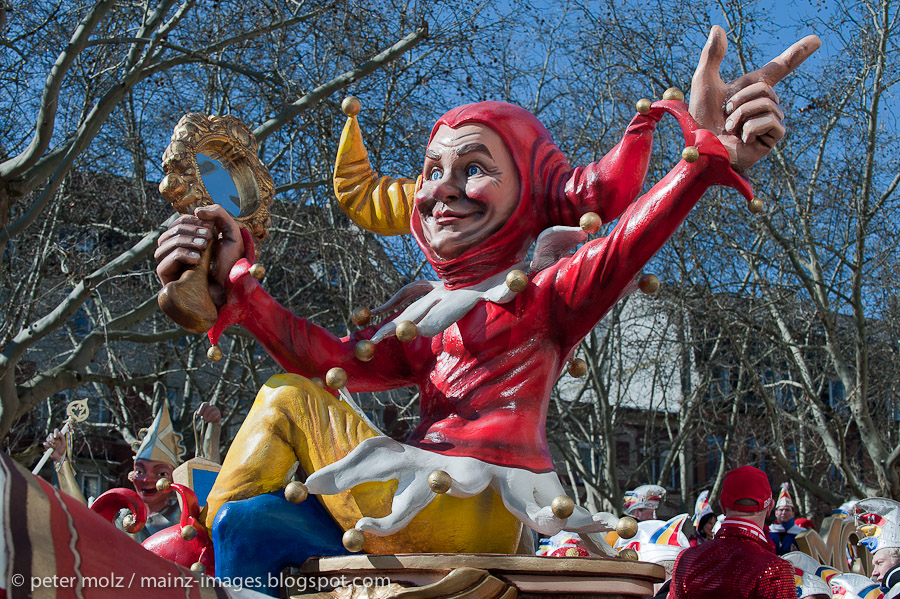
342;97;361;116
122;513;143;533
748;198;765;213
636;98;652;115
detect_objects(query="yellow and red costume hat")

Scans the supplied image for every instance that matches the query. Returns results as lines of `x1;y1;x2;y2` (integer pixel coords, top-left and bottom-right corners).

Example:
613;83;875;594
776;482;795;509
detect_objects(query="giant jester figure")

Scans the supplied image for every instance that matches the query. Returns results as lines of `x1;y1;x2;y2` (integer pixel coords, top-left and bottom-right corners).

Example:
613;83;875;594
155;26;820;587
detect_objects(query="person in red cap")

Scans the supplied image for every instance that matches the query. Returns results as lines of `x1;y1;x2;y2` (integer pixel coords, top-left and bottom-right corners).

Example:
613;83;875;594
666;466;796;598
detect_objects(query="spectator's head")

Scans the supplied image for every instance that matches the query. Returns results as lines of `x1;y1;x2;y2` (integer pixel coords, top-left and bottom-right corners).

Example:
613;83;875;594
698;512;717;536
719;466;773;525
872;547;900;583
774;483;796;523
624;484;666;521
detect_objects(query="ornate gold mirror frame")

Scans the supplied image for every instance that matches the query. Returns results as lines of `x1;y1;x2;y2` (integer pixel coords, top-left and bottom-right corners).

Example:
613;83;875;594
158;114;274;334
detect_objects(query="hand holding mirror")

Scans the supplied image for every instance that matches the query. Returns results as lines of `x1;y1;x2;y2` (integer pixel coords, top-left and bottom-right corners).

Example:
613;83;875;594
158;114;273;334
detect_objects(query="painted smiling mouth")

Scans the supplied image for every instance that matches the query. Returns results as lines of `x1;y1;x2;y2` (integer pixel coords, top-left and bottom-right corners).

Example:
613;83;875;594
433;208;483;223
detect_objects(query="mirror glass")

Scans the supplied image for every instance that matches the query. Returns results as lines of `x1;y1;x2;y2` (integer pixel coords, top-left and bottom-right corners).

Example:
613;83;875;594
197;154;241;217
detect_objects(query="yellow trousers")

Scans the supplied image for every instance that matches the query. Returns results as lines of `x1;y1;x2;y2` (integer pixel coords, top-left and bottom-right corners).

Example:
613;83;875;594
204;374;523;554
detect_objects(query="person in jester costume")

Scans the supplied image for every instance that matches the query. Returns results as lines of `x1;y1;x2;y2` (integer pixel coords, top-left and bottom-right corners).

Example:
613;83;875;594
155;26;819;590
768;483;804;555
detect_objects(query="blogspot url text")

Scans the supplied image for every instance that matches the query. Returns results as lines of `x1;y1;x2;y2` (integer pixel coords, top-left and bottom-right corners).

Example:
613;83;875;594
11;572;392;593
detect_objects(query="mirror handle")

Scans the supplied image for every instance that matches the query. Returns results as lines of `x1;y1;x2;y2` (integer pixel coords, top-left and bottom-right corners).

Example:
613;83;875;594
158;242;218;334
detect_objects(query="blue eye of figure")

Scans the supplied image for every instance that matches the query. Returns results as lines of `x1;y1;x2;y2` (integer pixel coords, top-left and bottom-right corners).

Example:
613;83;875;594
466;165;481;176
430;170;442;180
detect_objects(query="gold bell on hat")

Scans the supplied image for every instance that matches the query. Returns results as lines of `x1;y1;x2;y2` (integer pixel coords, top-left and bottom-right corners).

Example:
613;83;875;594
567;358;588;377
638;274;660;294
351;307;372;327
342;96;361;116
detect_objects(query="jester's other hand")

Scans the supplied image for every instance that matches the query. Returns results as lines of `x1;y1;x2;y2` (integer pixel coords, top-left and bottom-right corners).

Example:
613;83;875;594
689;25;821;172
196;401;222;424
155;205;245;306
305;436;619;537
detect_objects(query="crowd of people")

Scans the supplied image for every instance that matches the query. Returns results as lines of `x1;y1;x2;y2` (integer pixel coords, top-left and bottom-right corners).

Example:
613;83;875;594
536;467;900;599
44;399;900;599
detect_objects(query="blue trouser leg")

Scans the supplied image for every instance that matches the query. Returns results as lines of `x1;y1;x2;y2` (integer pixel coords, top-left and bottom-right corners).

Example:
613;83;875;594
211;491;349;596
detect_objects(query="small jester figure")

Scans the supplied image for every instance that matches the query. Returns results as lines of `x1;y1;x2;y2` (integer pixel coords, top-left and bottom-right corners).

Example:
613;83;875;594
44;398;221;542
155;25;819;583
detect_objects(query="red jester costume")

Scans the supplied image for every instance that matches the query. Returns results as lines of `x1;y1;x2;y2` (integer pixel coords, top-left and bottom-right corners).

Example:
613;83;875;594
201;100;752;554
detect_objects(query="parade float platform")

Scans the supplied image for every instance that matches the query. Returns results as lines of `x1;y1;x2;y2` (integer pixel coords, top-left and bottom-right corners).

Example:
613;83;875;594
293;554;665;598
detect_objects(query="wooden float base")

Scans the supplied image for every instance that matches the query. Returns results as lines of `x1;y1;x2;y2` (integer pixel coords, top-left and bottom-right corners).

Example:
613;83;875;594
292;554;665;599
